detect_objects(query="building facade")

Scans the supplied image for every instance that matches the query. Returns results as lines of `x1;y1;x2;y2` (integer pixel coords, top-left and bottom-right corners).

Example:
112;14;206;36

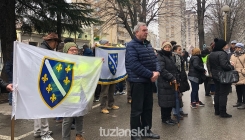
158;0;198;51
148;31;158;49
72;0;131;45
158;0;185;46
185;10;198;52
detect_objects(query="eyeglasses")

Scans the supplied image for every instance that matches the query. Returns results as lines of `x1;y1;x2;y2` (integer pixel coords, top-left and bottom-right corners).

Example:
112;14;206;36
68;49;78;52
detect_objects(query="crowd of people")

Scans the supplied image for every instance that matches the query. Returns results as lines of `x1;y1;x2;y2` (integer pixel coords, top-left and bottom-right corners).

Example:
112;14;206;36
1;22;245;140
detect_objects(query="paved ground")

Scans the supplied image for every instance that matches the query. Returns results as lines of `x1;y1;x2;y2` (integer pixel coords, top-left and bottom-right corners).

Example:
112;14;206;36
1;84;245;140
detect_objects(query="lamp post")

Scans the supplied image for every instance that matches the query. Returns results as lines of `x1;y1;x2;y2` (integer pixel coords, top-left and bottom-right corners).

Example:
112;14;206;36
221;5;230;41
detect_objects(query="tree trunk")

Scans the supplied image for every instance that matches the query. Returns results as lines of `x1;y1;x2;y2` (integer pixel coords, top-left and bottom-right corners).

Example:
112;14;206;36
198;18;205;50
139;0;147;23
197;0;206;50
57;12;62;39
0;0;16;82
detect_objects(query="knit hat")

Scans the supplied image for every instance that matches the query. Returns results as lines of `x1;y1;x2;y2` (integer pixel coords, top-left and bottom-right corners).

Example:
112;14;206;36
99;40;109;45
213;38;227;51
63;42;77;53
235;43;244;49
43;32;62;42
161;42;172;49
231;40;237;44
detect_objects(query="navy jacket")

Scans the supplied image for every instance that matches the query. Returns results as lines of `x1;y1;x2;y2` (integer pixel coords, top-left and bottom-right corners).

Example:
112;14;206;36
83;48;94;56
125;37;160;83
5;53;13;83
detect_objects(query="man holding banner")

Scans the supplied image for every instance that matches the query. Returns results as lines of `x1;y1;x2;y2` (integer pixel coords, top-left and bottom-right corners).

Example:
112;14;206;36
126;22;160;140
12;34;103;139
95;39;127;114
34;32;62;140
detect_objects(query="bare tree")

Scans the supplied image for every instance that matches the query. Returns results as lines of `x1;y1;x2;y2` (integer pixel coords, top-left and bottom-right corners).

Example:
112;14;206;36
196;0;206;50
204;0;245;43
96;0;165;39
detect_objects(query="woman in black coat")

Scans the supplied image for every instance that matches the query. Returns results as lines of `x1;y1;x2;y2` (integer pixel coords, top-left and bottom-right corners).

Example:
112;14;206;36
209;38;234;118
157;42;178;125
188;48;206;109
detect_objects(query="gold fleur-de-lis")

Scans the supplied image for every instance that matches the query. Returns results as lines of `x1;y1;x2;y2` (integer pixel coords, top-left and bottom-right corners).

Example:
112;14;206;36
46;84;52;93
111;65;114;69
56;63;62;72
41;74;48;83
63;77;70;85
65;65;71;73
109;61;112;65
50;93;56;103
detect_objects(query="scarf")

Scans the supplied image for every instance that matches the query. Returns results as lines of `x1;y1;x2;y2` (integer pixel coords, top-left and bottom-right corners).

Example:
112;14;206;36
234;50;245;57
172;52;181;71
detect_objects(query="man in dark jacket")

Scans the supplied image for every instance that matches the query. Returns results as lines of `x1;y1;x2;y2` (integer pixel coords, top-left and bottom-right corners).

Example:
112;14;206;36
82;44;93;56
182;48;189;70
230;40;237;53
5;53;13;105
201;48;211;97
126;22;160;140
40;32;62;50
34;32;61;140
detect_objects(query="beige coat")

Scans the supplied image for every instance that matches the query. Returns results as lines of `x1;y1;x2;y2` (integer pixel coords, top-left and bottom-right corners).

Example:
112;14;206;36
230;53;245;85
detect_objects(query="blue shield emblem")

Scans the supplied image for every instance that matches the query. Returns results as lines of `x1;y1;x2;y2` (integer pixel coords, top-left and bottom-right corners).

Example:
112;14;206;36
108;53;118;75
38;57;74;108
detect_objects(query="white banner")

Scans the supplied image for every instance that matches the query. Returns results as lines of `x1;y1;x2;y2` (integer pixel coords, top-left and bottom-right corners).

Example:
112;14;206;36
95;47;127;85
12;41;103;119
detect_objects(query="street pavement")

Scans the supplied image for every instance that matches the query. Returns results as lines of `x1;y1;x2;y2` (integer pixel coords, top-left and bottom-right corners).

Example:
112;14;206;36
1;84;245;140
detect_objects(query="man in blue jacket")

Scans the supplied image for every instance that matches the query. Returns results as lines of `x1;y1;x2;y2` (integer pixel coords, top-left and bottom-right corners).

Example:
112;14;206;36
125;22;160;140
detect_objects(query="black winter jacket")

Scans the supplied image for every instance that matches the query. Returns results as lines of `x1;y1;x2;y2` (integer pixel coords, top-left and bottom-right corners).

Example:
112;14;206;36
125;37;160;83
0;78;8;94
5;53;13;83
188;55;206;78
157;50;177;108
209;51;234;81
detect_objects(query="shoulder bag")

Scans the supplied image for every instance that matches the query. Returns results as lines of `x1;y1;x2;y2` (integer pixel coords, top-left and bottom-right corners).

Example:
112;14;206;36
218;70;239;84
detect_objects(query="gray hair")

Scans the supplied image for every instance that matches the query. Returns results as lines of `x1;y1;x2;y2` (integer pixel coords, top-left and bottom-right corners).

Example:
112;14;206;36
133;22;147;34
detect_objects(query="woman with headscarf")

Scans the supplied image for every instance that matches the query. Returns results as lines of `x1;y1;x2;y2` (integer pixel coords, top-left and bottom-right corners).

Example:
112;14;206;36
209;38;234;118
157;42;178;125
188;48;206;109
230;43;245;109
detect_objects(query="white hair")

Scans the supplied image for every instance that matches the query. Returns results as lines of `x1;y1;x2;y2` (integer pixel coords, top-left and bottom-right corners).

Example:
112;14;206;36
133;22;147;34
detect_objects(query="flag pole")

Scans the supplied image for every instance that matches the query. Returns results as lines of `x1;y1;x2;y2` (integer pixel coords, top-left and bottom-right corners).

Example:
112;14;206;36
11;116;15;140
